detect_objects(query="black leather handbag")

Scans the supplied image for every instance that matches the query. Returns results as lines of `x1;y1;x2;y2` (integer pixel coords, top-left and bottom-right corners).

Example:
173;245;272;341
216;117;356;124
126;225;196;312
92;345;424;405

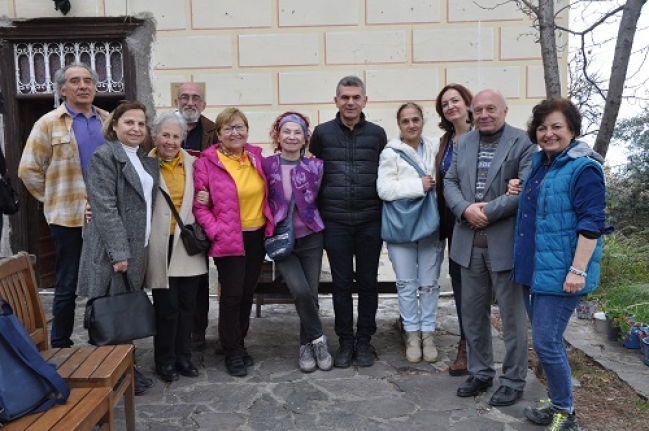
159;188;210;256
83;272;156;346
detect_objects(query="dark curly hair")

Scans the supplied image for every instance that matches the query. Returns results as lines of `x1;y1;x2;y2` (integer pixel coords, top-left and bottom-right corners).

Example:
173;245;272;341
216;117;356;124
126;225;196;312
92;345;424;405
269;111;311;153
527;98;582;144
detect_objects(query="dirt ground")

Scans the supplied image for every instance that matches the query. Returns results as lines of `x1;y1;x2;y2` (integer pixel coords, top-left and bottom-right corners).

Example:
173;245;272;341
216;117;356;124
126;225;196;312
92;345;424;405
492;316;649;430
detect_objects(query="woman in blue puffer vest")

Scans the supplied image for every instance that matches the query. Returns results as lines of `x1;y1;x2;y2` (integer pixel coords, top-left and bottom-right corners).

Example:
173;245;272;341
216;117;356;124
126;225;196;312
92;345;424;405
509;98;612;431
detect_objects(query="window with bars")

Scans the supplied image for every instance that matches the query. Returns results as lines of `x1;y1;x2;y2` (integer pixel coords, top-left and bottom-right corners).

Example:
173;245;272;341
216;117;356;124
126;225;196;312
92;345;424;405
13;41;125;95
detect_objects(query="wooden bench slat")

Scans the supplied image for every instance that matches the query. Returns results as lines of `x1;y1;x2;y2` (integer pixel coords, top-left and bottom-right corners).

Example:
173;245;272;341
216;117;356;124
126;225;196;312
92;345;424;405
22;387;92;430
70;347;113;380
92;345;132;384
49;388;111;431
55;348;94;378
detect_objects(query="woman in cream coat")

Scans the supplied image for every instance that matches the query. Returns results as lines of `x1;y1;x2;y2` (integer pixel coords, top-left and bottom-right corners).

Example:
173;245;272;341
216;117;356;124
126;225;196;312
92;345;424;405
146;112;208;383
377;102;442;364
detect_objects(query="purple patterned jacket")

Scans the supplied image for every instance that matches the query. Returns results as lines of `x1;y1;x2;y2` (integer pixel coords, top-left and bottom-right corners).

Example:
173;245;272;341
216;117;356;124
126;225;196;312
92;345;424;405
262;155;325;233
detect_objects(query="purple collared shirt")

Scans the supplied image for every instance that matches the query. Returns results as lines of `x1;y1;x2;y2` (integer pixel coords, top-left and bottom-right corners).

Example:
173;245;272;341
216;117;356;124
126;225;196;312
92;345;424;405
65;103;104;181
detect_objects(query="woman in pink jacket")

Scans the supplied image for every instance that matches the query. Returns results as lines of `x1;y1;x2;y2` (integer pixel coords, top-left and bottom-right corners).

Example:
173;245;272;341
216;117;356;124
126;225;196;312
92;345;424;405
193;108;274;377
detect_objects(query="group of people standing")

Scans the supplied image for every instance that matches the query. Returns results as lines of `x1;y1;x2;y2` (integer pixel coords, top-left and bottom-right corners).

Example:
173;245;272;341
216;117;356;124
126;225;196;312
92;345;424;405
17;62;609;431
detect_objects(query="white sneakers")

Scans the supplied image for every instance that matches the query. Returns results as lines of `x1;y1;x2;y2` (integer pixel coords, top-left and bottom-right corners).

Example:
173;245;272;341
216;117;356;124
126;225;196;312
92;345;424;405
405;331;438;363
422;331;438;362
406;331;422;363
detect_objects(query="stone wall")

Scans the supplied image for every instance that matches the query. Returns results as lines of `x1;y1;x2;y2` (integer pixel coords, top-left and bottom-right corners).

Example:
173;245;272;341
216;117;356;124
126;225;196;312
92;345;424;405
1;0;568;146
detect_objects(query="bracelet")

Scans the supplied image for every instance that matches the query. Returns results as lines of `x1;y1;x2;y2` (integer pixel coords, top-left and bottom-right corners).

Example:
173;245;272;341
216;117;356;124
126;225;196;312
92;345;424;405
568;266;587;278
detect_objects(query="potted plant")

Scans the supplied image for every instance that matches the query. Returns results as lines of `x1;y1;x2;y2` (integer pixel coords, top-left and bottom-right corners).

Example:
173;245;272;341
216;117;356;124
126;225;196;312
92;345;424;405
576;298;598;319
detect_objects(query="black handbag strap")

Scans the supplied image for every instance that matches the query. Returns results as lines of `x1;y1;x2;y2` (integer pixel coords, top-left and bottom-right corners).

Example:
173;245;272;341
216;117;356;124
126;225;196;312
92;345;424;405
159;187;186;230
105;271;134;295
391;149;426;178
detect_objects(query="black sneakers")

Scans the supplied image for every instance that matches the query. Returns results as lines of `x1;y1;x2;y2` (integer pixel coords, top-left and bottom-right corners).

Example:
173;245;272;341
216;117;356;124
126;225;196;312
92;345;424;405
334;341;378;368
334;344;354;368
355;342;376;367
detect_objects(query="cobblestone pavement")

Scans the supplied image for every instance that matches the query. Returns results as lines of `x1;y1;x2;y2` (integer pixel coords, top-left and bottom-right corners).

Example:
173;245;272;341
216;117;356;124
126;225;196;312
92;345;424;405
43;292;553;431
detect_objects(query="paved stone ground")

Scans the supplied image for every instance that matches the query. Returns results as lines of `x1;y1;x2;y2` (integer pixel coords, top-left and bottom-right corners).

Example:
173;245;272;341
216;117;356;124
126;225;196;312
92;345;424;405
43;293;551;431
37;252;648;430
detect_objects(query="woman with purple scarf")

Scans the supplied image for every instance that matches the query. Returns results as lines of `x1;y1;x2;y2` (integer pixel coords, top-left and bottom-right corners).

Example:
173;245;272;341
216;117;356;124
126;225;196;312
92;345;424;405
262;112;332;373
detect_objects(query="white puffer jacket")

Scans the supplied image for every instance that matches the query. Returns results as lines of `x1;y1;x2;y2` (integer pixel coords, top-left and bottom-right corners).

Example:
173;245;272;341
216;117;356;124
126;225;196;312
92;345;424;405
377;136;439;202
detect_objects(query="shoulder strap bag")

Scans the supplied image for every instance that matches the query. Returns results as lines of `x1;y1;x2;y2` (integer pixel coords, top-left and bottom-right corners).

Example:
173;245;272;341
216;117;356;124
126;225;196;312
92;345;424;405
264;195;296;261
0;298;70;423
159;188;211;256
381;149;440;244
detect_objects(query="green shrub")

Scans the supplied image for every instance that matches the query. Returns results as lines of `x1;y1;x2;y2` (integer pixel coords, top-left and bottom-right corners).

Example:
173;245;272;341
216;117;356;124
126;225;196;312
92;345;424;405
593;233;649;331
597;233;649;292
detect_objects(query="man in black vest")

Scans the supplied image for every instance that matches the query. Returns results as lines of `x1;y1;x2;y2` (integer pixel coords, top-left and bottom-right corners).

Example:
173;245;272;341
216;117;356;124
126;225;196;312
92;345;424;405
310;76;387;368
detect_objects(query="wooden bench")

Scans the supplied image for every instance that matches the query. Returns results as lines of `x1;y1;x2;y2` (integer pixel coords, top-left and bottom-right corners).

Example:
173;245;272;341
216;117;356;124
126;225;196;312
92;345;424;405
2;387;112;431
255;260;396;317
0;252;135;431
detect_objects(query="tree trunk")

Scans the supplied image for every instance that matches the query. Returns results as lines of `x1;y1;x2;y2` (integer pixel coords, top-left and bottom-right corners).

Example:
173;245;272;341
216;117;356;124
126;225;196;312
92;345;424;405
593;0;647;159
537;0;563;98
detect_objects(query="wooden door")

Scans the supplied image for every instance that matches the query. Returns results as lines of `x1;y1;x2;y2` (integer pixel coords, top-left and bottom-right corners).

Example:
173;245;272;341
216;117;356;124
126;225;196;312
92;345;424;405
0;17;142;289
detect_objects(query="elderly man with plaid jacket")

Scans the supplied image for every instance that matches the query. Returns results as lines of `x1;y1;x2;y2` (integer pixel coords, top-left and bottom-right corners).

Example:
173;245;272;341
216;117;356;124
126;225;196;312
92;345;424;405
18;63;108;349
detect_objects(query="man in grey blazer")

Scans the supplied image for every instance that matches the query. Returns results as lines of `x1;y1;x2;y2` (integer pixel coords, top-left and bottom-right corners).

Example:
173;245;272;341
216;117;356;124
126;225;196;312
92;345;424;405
444;89;536;407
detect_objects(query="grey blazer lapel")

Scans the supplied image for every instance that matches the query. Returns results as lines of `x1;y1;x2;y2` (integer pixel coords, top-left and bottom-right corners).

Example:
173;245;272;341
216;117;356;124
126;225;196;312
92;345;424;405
113;143;146;201
484;124;517;192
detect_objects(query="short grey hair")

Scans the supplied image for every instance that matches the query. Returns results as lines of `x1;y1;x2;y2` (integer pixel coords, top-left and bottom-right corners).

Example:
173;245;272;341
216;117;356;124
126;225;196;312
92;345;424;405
151;111;188;141
336;75;366;96
53;62;99;101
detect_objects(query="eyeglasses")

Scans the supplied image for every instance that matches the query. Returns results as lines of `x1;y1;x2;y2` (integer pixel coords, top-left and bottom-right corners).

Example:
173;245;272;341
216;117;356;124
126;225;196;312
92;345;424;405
221;125;247;134
178;95;202;103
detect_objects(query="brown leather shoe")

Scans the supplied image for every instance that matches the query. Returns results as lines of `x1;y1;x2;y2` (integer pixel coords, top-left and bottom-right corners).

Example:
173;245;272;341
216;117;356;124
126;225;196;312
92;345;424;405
449;340;468;376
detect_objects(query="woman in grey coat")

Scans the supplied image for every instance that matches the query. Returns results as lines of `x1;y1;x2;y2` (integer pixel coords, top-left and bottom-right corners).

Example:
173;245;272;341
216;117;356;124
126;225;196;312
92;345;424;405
77;101;159;395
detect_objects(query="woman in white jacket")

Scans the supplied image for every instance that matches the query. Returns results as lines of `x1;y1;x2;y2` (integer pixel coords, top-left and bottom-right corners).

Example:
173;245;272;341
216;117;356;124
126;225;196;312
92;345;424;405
377;102;442;363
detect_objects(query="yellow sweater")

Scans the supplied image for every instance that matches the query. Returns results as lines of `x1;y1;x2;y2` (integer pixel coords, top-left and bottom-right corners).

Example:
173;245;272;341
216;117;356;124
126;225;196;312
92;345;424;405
157;151;185;234
217;149;266;229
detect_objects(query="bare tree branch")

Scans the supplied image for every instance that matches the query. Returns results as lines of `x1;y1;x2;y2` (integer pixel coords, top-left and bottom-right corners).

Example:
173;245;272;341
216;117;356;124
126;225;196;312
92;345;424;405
594;0;647;158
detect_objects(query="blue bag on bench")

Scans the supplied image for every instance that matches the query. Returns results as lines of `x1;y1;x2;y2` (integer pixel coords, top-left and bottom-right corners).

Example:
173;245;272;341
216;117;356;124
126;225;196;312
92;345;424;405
0;297;70;423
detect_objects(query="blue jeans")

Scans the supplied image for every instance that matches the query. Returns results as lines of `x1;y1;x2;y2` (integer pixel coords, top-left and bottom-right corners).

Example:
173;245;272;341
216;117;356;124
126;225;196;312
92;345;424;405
387;232;442;332
49;225;83;348
531;294;582;413
276;232;324;345
323;220;383;346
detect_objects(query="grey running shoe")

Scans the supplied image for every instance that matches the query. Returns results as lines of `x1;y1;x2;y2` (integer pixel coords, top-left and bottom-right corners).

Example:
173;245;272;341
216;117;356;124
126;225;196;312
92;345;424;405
312;336;333;371
299;344;317;373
